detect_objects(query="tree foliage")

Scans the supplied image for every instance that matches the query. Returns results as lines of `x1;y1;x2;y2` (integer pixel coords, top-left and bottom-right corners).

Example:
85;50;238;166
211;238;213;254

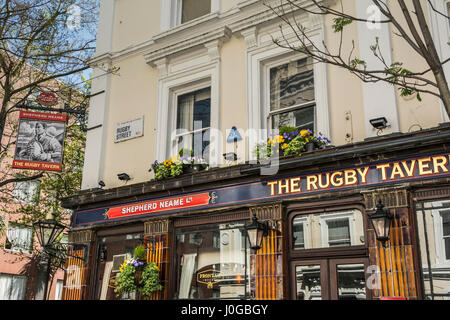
266;0;450;117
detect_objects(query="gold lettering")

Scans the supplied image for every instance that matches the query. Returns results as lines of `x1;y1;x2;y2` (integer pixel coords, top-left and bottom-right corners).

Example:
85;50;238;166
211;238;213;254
307;175;319;191
267;181;278;196
344;170;358;185
401;160;416;177
278;179;290;195
318;173;330;189
331;172;344;187
376;164;390;181
418;157;433;175
433;156;449;174
390;162;405;179
290;177;301;193
356;167;369;183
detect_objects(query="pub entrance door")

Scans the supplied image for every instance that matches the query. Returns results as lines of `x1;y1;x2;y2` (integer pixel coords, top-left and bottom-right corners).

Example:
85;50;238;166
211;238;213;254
290;257;370;300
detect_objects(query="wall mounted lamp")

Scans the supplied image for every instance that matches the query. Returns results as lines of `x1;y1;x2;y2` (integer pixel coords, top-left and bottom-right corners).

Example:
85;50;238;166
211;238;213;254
117;173;131;181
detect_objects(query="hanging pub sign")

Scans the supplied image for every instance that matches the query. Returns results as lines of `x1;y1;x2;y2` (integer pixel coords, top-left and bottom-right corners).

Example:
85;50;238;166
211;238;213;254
37;92;58;107
73;151;450;227
13;111;67;172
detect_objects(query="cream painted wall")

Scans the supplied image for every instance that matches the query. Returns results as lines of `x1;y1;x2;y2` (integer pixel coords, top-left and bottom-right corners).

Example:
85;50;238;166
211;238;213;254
112;0;160;52
219;35;248;162
88;0;449;188
387;1;444;132
323;1;365;146
101;55;158;188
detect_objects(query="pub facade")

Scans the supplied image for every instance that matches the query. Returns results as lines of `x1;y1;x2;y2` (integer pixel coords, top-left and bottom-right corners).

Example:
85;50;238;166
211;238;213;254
60;0;450;300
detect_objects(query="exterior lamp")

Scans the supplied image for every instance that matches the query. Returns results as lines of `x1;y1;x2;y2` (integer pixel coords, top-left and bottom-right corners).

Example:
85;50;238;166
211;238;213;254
368;201;393;248
33;211;66;250
245;213;269;251
32;211;67;300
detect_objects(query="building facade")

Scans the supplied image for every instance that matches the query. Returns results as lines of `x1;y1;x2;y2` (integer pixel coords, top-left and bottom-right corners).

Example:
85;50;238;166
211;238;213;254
61;0;450;300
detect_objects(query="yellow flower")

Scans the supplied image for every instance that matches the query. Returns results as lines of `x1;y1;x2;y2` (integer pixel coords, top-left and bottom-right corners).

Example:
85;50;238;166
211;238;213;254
281;143;288;150
268;139;272;144
300;130;308;136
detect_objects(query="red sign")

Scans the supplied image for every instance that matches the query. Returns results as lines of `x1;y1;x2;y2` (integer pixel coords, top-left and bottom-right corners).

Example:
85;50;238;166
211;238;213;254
106;193;211;219
37;92;58;106
13;111;67;172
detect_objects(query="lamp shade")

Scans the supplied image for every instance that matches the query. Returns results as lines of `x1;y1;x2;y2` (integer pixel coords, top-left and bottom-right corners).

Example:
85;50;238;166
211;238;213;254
245;214;268;251
369;201;393;247
33;212;66;249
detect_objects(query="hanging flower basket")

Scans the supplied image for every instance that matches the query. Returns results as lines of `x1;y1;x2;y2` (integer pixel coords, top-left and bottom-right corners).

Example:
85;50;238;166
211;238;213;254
114;245;163;298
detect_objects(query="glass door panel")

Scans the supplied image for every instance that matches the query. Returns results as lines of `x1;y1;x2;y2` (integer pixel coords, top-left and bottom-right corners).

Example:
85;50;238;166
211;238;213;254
335;264;366;300
329;258;369;300
291;260;329;300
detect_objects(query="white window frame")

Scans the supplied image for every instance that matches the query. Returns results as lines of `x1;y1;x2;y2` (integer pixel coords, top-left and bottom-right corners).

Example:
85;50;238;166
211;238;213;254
245;20;330;150
319;211;356;248
161;0;221;32
292;215;309;250
154;51;221;167
0;274;27;300
13;180;40;204
171;82;212;160
5;223;33;254
263;55;316;133
431;202;450;266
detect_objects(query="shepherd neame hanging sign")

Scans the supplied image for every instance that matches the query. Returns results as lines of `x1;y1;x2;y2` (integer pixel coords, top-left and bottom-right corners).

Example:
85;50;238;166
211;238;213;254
73;152;450;226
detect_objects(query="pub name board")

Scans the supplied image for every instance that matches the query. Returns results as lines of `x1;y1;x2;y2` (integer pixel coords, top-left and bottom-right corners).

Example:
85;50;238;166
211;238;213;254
73;152;450;227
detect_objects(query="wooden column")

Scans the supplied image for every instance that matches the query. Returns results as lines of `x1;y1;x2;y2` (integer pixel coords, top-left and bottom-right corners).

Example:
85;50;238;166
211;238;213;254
250;204;284;300
365;189;419;299
62;230;92;300
144;219;170;300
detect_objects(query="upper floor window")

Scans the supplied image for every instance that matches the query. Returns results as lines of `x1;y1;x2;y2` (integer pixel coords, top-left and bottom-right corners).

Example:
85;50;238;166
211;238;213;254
162;0;218;31
13;180;40;204
5;223;33;254
268;57;315;133
180;0;211;24
174;87;211;162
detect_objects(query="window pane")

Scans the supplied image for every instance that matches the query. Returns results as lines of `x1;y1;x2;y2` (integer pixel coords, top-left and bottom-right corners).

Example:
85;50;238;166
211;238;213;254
271;105;315;132
295;265;322;300
270;57;314;112
175;223;250;300
6;224;32;253
442;212;450;236
182;0;211;24
292;221;305;249
328;219;351;247
336;264;366;300
292;211;364;250
176;88;211;161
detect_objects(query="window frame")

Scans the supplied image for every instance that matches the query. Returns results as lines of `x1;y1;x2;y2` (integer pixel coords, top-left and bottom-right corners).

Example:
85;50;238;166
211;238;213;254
292;215;308;250
4;222;33;254
13;180;40;204
0;273;27;300
161;0;220;32
319;211;356;248
431;203;450;266
171;84;212;160
264;56;316;133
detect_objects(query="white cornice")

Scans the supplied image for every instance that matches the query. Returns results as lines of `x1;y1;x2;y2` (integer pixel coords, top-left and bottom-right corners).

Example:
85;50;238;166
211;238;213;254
144;26;232;66
89;0;332;66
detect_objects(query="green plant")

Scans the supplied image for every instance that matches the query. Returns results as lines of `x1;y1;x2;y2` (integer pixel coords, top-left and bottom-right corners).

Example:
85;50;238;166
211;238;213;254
133;245;146;260
283;135;306;156
140;263;163;297
114;262;138;296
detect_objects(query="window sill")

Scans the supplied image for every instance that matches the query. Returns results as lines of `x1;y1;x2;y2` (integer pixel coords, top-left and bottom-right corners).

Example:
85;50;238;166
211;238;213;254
155;12;220;42
3;248;32;256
